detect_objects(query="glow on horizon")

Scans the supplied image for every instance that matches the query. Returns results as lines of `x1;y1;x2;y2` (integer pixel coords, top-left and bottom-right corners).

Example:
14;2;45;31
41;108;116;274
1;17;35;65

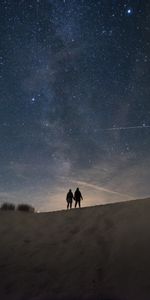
37;178;132;212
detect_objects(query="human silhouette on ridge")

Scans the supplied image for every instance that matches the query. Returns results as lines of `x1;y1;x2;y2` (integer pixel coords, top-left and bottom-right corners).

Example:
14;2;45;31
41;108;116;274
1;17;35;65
74;187;83;208
66;189;74;209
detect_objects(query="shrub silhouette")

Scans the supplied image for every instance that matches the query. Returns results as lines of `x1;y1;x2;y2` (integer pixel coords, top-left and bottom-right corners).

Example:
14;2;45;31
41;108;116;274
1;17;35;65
17;204;35;212
1;202;15;211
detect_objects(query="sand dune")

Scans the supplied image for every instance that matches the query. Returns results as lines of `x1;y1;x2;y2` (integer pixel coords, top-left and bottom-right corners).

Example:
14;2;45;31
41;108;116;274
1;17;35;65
0;198;150;299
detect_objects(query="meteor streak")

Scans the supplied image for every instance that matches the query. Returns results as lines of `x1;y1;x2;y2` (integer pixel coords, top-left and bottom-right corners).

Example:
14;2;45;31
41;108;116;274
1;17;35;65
99;125;150;131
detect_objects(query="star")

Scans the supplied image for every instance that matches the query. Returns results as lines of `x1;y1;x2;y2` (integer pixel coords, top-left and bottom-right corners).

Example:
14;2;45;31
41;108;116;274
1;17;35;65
31;97;36;103
127;8;133;15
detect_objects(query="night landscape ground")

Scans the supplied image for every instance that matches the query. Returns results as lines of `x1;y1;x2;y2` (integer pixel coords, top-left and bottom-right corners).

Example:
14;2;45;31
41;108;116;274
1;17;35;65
0;198;150;300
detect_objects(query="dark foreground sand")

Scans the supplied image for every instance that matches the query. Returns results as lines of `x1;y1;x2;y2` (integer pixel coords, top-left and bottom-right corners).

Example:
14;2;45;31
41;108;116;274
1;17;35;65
0;198;150;300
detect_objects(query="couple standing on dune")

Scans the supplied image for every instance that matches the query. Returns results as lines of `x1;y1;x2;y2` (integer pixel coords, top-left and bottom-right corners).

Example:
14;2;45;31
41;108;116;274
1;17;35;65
66;188;83;209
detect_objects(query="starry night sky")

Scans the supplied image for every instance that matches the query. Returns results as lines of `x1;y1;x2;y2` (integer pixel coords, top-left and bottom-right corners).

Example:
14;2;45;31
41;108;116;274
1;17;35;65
0;0;150;211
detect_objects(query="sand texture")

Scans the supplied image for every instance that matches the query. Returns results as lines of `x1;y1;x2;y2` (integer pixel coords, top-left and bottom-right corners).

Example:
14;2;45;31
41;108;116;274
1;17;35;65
0;198;150;300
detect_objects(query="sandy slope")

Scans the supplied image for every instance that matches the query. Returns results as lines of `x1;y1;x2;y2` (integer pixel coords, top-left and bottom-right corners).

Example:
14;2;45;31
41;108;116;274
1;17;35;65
0;198;150;300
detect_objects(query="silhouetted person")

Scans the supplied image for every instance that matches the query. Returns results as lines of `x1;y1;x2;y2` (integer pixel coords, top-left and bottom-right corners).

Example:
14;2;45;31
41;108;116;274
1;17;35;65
74;187;83;208
66;189;74;209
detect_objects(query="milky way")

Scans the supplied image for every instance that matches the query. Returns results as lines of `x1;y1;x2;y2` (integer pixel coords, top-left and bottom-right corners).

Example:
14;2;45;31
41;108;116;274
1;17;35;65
0;0;150;211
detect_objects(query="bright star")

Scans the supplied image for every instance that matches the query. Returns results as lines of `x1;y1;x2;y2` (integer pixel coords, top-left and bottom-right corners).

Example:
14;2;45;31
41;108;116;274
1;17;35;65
31;97;36;102
127;8;133;15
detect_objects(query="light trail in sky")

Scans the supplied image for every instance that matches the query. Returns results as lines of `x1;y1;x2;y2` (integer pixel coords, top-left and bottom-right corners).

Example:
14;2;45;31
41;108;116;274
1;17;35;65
99;125;150;131
69;179;132;199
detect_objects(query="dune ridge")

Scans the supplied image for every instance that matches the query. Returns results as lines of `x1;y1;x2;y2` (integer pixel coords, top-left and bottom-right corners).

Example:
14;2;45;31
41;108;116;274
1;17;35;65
0;198;150;300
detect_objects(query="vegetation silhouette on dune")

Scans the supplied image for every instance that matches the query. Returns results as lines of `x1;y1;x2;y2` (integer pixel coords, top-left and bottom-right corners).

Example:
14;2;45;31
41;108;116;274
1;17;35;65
0;198;150;300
